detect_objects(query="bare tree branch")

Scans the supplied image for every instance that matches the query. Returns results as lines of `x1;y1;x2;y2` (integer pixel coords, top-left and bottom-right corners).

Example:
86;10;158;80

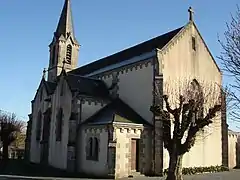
218;5;240;124
151;78;223;180
180;104;221;155
0;111;25;161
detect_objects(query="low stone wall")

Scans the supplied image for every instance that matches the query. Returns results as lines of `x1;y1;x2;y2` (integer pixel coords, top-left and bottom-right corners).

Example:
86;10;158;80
228;130;240;169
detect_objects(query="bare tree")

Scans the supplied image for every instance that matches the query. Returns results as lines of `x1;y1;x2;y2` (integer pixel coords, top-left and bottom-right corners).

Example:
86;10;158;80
151;79;222;180
0;111;25;161
218;5;240;122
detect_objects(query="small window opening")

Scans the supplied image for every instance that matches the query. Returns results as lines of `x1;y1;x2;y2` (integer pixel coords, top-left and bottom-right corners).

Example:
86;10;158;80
36;111;42;141
56;108;63;141
192;37;196;51
52;45;56;65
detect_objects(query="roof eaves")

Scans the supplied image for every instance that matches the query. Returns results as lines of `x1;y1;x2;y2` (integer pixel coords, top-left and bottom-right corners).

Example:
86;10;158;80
82;103;114;125
158;25;186;54
191;22;222;75
32;78;45;102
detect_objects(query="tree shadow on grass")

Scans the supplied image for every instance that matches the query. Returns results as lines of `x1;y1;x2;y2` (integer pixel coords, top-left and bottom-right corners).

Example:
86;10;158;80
0;159;114;179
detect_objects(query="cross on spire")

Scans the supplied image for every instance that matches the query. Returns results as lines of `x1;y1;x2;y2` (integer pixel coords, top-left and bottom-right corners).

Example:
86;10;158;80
188;7;194;21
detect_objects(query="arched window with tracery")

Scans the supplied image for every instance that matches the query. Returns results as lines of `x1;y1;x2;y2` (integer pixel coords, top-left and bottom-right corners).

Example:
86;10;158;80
36;111;42;141
56;108;63;141
86;137;99;161
86;137;93;159
190;79;204;125
93;137;99;160
66;44;72;64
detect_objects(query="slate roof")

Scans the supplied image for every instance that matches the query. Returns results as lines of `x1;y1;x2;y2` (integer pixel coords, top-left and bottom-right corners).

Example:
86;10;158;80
37;26;183;101
83;98;152;126
32;79;56;101
228;129;239;135
40;73;109;98
45;81;57;95
65;73;109;98
70;26;183;76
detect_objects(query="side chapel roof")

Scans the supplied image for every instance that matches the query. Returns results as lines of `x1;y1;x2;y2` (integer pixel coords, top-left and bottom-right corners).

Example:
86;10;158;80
32;71;110;105
32;79;56;101
65;73;109;98
70;26;183;76
45;81;57;95
41;72;109;98
83;98;152;126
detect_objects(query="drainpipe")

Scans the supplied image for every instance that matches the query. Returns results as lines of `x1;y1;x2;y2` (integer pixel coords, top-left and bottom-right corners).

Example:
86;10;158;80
107;124;111;176
153;48;163;175
152;51;158;174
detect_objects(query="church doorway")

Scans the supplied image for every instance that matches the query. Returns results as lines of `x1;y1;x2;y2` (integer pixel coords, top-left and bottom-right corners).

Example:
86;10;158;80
131;139;140;172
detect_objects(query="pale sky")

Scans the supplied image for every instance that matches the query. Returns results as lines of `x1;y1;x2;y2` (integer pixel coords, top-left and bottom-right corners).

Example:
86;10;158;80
0;0;239;130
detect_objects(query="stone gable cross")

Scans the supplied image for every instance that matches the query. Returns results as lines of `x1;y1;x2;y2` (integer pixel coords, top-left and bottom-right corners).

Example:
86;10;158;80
188;7;194;21
43;68;46;79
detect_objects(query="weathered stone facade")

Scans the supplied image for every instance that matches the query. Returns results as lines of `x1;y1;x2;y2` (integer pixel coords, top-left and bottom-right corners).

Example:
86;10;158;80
28;1;228;179
113;123;152;178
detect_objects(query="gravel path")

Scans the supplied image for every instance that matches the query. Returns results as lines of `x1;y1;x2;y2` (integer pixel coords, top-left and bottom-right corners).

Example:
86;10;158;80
127;170;240;180
0;170;240;180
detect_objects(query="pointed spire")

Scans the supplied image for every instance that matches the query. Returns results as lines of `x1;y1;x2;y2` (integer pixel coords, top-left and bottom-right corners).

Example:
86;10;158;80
55;0;78;44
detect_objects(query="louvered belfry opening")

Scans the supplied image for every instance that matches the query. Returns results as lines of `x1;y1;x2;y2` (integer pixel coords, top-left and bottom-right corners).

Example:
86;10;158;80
66;44;72;64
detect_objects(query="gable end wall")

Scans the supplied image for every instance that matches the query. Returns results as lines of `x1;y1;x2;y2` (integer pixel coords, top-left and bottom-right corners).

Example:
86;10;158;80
160;22;222;169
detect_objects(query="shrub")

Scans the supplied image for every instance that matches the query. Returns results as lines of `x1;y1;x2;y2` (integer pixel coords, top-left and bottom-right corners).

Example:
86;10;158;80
163;165;229;176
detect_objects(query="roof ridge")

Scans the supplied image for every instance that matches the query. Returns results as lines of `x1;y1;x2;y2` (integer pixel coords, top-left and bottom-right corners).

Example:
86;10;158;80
121;26;184;52
70;26;183;76
66;72;103;81
45;81;57;84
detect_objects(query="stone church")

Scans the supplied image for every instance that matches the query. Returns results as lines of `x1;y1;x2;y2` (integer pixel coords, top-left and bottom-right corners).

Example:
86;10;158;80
25;0;228;178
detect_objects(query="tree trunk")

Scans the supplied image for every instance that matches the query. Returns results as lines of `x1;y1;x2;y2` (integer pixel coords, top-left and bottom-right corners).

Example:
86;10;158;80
166;153;184;180
2;142;9;162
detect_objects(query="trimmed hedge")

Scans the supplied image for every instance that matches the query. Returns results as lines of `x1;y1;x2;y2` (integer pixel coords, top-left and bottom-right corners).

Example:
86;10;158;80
163;165;229;175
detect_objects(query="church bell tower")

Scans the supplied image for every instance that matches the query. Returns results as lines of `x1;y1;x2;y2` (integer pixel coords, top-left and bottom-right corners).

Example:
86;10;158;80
48;0;80;82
